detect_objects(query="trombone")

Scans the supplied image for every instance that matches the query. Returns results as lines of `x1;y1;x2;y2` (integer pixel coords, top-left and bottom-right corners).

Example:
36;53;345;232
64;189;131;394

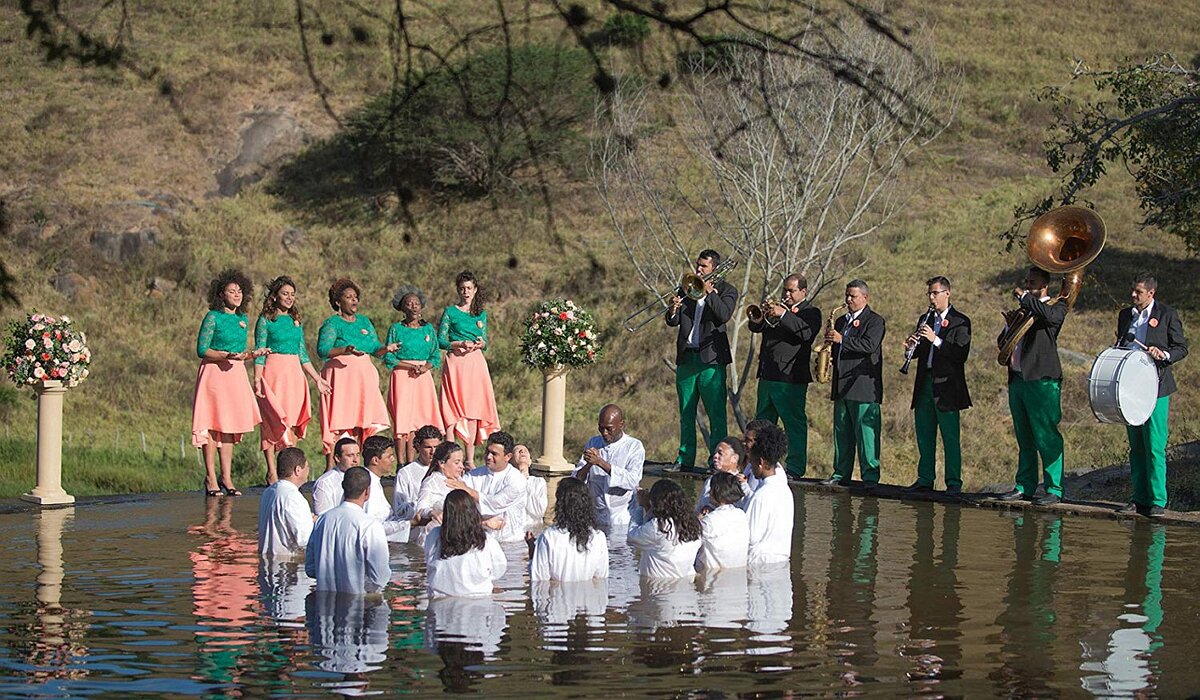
623;258;739;332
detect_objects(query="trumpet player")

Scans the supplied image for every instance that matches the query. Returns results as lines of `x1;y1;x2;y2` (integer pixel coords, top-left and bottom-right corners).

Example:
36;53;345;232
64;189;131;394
821;279;886;490
666;249;738;471
903;276;972;495
748;274;822;478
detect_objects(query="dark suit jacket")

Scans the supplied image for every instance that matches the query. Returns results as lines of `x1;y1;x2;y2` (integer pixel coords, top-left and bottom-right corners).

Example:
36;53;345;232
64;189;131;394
911;306;972;412
1116;301;1188;397
1001;293;1067;384
831;306;886;403
749;300;822;384
665;279;738;366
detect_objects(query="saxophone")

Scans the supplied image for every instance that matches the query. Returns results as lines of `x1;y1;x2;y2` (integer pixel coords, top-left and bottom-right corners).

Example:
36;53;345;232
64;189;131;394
811;303;848;384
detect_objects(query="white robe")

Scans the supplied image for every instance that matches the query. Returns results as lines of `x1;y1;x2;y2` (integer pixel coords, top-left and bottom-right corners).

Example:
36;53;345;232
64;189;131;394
364;469;410;543
695;474;752;513
464;464;529;543
696;504;749;570
574;433;645;532
311;467;345;516
525;475;548;528
393;460;428;517
305;501;392;593
745;470;794;565
529;525;609;582
627;514;701;579
423;526;508;598
413;472;452;547
257;479;314;559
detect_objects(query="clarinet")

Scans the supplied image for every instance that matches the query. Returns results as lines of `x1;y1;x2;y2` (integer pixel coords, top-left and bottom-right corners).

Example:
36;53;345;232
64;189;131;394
899;305;937;375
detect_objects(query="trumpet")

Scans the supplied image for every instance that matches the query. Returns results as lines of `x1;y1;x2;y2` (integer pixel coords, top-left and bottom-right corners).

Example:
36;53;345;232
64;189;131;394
811;303;848;385
623;258;739;333
746;298;786;327
899;305;937;375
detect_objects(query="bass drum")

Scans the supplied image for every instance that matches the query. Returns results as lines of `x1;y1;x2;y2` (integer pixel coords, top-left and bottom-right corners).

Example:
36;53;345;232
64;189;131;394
1088;348;1160;426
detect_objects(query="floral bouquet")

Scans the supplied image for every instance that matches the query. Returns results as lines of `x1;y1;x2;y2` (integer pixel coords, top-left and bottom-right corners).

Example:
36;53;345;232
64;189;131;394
3;313;91;388
520;300;601;369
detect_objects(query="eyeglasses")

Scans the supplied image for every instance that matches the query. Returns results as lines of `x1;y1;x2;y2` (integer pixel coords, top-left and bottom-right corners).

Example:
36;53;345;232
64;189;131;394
927;289;949;296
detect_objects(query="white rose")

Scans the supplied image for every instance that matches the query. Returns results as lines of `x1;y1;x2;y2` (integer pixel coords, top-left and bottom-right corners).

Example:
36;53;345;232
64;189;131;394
61;316;70;323
44;338;53;349
33;366;45;378
25;339;35;350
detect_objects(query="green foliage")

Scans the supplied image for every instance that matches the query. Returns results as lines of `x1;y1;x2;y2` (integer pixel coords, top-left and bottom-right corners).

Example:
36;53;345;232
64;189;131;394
675;35;748;75
344;44;595;197
599;14;651;47
519;300;601;368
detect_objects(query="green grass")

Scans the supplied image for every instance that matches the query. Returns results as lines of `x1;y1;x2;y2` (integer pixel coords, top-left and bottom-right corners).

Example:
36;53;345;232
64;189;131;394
2;0;1200;497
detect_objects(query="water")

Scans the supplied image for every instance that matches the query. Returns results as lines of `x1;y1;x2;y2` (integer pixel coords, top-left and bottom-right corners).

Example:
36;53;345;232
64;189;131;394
0;484;1197;697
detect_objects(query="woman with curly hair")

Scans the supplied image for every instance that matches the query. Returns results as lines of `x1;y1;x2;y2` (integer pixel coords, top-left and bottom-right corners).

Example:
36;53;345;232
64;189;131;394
527;477;608;582
253;276;331;484
384;284;443;465
438;271;500;466
192;269;266;497
316;278;398;470
424;489;507;598
628;478;702;578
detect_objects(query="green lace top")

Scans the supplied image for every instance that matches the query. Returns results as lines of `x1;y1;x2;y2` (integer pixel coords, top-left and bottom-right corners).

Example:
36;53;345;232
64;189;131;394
438;306;488;351
383;321;442;370
196;310;251;358
254;313;312;365
317;314;383;361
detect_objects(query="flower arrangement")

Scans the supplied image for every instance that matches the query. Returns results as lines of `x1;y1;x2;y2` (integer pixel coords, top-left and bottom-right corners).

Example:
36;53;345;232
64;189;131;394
520;299;601;369
3;313;91;389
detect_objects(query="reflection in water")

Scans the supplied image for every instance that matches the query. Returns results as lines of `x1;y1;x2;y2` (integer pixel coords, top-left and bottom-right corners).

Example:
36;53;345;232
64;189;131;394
532;579;609;686
696;568;748;630
258;558;314;624
25;507;90;682
306;591;390;695
902;504;963;687
825;496;880;687
424;596;508;692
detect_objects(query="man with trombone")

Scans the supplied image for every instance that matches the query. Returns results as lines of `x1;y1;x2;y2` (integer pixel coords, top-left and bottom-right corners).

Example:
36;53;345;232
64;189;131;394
902;275;972;495
748;273;822;479
665;249;739;471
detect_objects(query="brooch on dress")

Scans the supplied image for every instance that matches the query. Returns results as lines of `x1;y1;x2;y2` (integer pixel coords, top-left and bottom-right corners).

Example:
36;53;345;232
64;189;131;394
239;320;247;328
476;320;484;329
361;328;370;335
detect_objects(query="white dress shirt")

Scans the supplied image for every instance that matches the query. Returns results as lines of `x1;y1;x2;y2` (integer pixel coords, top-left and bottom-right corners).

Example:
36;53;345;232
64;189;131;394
423;526;508;598
745;470;794;565
393;461;428;516
361;469;411;543
464;464;529;543
311;468;346;516
687;295;707;348
627;513;702;579
696;504;749;570
529;525;609;582
305;501;392;594
258;479;314;558
575;433;645;532
926;305;950;368
525;475;548;527
1124;301;1157;348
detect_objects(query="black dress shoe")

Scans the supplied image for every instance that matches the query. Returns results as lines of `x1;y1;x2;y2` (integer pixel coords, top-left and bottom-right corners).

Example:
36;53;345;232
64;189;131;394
945;485;962;496
905;481;932;492
1116;502;1138;515
1032;493;1060;506
861;482;879;493
995;489;1025;501
1148;506;1166;518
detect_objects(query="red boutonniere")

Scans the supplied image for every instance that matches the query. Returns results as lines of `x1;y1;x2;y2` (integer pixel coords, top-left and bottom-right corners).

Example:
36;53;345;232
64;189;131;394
852;319;860;328
941;318;949;328
1149;318;1159;328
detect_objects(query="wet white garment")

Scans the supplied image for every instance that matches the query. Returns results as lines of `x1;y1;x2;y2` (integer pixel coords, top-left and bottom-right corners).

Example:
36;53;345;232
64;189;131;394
525;475;548;528
464;464;529;543
311;467;345;516
305;501;392;594
257;479;314;558
627;514;702;579
393;460;428;516
745;469;794;565
696;504;749;570
363;469;409;543
695;474;751;513
412;472;452;547
529;525;609;582
423;526;508;598
575;433;645;532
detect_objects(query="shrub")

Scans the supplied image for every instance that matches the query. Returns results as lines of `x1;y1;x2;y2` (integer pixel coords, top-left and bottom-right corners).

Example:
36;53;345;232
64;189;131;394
600;14;651;47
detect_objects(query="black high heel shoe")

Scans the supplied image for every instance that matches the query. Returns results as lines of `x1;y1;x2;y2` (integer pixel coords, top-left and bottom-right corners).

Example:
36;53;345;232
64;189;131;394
202;479;222;498
220;480;242;497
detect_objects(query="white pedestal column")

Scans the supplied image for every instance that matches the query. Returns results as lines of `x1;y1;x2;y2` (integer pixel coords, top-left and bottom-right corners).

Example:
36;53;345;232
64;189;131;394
531;366;574;475
22;380;75;506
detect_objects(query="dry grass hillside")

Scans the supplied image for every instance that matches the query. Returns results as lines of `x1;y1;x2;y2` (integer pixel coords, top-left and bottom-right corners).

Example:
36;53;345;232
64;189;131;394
1;1;1199;499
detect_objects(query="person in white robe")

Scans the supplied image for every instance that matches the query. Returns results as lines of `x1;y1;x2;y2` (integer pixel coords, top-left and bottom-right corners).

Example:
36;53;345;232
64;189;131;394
392;425;443;541
306;467;392;594
413;441;468;546
452;431;528;543
574;404;645;533
258;447;314;559
528;476;609;582
513;444;548;530
696;471;749;570
311;436;361;516
627;478;702;579
361;435;422;542
424;490;508;598
744;424;794;565
696;436;750;513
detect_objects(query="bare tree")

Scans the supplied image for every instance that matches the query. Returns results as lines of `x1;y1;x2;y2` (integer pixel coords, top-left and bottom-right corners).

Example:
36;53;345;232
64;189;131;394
592;24;957;428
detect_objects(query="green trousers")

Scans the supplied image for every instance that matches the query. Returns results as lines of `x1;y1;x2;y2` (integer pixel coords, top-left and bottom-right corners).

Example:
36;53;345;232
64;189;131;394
675;352;728;467
756;380;809;478
833;399;881;484
1008;378;1063;497
1127;395;1170;508
913;376;962;489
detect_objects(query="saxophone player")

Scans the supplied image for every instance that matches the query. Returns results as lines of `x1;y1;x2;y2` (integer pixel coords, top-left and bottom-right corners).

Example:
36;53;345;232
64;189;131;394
821;279;887;490
903;276;972;495
748;274;822;478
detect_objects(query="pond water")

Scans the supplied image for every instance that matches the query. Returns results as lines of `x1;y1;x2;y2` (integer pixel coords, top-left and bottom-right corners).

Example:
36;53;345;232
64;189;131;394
0;482;1197;697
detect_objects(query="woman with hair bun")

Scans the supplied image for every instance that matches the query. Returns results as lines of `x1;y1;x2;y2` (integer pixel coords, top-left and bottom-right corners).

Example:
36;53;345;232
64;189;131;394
384;284;443;465
192;268;266;497
316;278;397;470
254;276;331;484
438;270;500;467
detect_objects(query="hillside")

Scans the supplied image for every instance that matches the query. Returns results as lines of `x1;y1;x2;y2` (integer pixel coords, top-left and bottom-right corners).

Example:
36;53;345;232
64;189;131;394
1;1;1199;501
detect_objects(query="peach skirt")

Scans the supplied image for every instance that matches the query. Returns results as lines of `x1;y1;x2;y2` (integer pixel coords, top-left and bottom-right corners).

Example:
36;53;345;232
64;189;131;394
191;360;261;448
439;349;500;446
319;353;390;454
388;367;444;436
257;354;312;451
